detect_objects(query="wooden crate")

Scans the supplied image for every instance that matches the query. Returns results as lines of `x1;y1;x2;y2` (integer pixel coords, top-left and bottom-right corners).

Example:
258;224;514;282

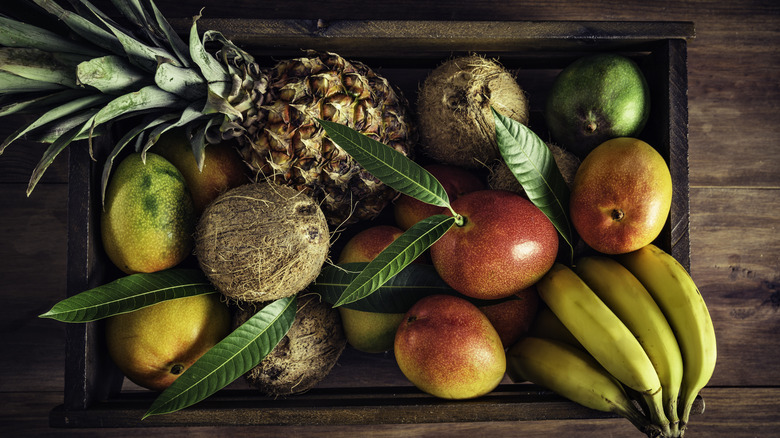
53;20;696;427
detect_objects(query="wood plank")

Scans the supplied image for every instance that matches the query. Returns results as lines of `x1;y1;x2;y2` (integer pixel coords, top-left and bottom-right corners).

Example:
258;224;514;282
2;387;778;437
0;115;70;185
689;186;780;386
0;184;68;393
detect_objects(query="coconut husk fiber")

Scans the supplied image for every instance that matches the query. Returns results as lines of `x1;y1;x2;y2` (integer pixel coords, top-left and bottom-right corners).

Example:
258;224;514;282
195;181;329;303
234;292;347;396
417;54;529;169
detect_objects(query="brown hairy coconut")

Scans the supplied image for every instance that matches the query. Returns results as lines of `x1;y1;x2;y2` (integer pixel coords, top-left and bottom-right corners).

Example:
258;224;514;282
234;293;346;396
195;181;329;303
417;55;529;168
488;143;581;195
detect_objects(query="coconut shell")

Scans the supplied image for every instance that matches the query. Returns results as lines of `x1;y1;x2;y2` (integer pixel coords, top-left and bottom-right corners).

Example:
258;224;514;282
417;55;529;168
488;143;581;195
195;181;329;303
235;293;346;396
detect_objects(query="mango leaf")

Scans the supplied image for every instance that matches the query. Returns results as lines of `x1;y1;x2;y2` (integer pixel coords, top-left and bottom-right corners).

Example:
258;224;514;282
315;263;521;312
314;263;455;313
333;215;456;307
317;119;451;209
493;108;575;263
144;295;298;418
38;269;217;323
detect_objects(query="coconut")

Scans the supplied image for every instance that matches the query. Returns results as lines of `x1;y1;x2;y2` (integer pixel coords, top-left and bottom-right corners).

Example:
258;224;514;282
417;55;529;168
234;293;346;396
488;143;581;195
195;181;329;303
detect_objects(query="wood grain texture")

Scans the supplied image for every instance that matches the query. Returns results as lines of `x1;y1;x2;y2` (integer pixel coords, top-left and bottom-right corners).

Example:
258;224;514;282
0;0;778;436
0;387;777;437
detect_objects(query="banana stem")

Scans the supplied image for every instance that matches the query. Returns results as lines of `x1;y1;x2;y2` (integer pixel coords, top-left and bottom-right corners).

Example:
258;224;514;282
616;404;663;438
642;391;671;437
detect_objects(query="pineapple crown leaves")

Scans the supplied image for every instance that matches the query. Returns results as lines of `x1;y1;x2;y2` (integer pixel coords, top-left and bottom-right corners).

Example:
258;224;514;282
0;0;261;198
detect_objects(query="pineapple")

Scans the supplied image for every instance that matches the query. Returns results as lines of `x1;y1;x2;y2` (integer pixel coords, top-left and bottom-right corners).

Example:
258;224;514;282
0;1;414;226
241;52;414;225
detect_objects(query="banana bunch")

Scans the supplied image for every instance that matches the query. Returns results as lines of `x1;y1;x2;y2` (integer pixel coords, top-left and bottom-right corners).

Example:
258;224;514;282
507;244;716;437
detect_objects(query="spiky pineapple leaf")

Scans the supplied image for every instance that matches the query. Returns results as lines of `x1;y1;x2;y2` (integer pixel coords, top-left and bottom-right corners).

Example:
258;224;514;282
0;71;67;93
0;15;103;57
314;263;456;313
78;1;179;72
76;55;149;94
27;111;99;196
188;18;228;91
493;108;575;263
38;269;217;323
0;48;82;88
144;295;298;419
0;89;88;118
1;95;111;154
149;0;192;68
333;215;456;307
154;63;206;99
140;103;206;159
30;0;124;55
317;119;451;209
26;85;184;195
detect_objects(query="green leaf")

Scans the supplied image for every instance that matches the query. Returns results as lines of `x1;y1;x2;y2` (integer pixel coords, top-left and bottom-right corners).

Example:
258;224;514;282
30;0;124;55
315;263;521;312
26;110;98;196
317;119;451;209
77;0;179;72
1;94;112;154
88;84;184;131
149;0;192;68
140;103;206;159
333;214;456;307
493;108;575;262
38;269;217;323
314;263;456;313
0;16;104;57
154;62;206;100
0;48;83;88
0;89;89;117
188;16;228;88
77;55;149;94
144;295;298;419
0;71;67;93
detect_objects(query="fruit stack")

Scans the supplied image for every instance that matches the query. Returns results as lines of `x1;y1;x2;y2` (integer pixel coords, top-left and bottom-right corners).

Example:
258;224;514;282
0;1;711;436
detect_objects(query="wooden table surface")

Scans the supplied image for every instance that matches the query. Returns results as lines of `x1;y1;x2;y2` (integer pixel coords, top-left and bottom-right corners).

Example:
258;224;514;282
1;1;778;436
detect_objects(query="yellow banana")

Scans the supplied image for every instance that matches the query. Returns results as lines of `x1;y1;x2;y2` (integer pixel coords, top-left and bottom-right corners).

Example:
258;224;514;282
528;305;583;349
617;244;717;433
507;336;659;436
575;256;683;434
536;263;669;435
